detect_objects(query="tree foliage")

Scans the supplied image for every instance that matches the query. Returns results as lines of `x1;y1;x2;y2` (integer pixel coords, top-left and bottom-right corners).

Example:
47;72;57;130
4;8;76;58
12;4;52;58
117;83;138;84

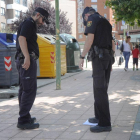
105;0;140;26
11;1;72;35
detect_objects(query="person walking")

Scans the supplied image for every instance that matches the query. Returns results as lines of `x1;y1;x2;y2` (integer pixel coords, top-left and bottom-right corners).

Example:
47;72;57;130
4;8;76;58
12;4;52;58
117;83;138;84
79;7;115;133
123;36;133;71
132;44;140;71
15;7;50;129
117;41;118;49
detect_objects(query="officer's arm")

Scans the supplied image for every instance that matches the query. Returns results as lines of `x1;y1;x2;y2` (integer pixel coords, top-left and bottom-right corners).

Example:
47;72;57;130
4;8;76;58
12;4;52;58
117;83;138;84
18;36;30;59
81;34;94;57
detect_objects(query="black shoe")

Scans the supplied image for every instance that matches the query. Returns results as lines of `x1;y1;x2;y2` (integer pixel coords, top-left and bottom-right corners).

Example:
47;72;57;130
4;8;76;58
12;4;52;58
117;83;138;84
17;122;39;130
90;125;112;133
30;117;36;124
88;117;99;123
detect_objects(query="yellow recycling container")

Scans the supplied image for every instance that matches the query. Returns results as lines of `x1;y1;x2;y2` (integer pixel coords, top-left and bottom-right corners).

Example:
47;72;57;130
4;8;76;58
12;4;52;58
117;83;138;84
37;34;67;78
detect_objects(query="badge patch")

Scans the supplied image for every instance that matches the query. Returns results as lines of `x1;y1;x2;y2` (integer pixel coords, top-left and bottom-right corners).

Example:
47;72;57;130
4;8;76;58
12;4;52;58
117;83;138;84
87;21;92;27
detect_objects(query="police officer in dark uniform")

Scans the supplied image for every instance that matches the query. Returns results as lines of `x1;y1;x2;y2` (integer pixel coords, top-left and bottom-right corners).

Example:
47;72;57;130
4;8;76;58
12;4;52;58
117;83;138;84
79;7;115;132
15;7;50;129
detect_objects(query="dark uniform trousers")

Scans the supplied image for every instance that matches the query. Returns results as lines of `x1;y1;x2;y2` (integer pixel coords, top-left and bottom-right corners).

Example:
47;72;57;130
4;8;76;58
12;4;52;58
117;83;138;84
16;57;37;124
92;53;112;127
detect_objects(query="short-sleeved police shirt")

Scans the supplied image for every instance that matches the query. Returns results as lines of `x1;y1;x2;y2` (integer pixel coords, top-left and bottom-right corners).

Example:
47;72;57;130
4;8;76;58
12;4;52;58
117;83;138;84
84;13;112;50
16;17;39;57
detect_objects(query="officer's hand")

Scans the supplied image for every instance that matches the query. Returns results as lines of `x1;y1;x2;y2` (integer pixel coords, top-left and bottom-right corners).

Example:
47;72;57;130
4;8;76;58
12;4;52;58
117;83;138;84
79;59;84;70
22;56;30;70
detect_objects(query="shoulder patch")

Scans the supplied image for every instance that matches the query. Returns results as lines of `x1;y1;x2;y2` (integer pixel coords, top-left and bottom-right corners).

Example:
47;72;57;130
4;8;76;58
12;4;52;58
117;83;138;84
87;21;92;27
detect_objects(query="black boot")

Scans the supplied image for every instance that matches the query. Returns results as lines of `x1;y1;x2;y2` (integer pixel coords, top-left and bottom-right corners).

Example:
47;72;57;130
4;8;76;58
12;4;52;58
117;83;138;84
90;125;112;133
17;122;39;130
88;117;99;123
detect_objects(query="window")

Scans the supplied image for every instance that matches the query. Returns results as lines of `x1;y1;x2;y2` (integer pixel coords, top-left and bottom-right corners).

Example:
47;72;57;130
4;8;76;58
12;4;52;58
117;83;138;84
112;23;115;28
91;5;97;12
104;14;107;18
1;8;5;16
15;10;20;18
104;5;107;9
1;22;5;29
79;35;83;39
15;0;20;4
23;0;27;6
91;0;97;2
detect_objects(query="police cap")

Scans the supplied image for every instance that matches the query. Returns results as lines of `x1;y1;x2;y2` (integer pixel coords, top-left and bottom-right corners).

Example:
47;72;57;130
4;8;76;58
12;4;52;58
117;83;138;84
35;7;50;24
82;7;95;19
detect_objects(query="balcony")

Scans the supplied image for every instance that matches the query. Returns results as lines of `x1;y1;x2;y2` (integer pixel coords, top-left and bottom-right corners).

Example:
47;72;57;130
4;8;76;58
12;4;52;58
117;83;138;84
7;3;28;13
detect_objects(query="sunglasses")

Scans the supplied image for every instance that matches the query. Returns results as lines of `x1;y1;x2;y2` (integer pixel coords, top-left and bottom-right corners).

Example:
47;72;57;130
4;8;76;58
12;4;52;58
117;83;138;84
40;14;46;22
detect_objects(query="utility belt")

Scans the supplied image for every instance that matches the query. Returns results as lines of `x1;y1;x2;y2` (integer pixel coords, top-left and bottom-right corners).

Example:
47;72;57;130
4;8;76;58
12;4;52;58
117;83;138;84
15;52;39;60
87;46;113;61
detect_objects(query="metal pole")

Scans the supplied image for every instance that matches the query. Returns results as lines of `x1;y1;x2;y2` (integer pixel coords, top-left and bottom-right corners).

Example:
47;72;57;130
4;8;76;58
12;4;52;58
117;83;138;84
124;28;125;39
55;0;61;90
86;56;87;68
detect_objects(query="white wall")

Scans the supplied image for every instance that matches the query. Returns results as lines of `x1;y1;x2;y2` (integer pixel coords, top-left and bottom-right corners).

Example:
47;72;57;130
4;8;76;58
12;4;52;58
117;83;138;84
50;0;76;38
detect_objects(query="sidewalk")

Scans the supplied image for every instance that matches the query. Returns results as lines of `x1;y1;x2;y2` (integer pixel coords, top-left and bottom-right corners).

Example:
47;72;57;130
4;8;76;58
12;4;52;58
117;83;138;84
0;49;140;140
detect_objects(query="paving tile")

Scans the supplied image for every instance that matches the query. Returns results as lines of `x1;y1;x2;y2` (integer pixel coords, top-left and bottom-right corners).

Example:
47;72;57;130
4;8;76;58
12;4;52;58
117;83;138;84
38;119;58;125
0;129;21;138
54;119;77;126
81;132;109;140
33;139;54;140
35;131;62;139
111;126;133;133
66;125;89;132
67;110;85;115
9;138;32;140
58;131;85;139
0;118;17;124
61;114;81;120
0;138;9;140
106;132;131;140
0;124;14;131
113;120;135;127
13;130;42;138
46;125;68;131
116;115;136;121
43;114;64;120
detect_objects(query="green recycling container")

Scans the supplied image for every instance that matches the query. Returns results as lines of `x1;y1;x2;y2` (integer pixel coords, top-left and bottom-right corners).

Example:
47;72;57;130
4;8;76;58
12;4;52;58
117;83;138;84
60;34;81;73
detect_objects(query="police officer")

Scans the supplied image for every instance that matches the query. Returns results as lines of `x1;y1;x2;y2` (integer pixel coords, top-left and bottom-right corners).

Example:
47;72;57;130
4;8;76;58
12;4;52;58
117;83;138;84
15;7;50;129
79;7;115;132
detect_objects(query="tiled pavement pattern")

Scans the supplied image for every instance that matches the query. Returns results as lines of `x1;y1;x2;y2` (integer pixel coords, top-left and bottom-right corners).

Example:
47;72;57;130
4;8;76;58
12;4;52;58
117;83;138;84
0;51;140;140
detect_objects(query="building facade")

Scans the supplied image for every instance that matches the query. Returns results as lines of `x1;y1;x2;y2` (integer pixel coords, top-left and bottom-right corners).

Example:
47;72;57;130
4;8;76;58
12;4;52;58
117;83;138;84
0;0;34;30
76;0;120;43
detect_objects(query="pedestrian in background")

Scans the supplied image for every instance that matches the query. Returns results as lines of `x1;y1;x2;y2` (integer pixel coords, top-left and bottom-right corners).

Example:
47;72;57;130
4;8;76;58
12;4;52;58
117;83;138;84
132;44;140;71
123;36;133;71
15;7;50;129
79;7;115;133
117;41;118;49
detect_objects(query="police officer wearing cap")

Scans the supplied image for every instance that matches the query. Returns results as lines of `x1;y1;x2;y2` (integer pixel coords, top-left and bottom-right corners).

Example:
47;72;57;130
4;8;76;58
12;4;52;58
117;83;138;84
79;7;115;132
15;7;49;129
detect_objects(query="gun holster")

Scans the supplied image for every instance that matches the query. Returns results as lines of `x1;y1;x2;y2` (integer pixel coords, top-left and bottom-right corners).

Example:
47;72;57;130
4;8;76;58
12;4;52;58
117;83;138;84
93;46;104;59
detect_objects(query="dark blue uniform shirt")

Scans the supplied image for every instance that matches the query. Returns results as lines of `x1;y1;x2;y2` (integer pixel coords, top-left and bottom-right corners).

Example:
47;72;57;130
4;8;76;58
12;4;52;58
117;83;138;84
16;17;39;57
84;12;112;50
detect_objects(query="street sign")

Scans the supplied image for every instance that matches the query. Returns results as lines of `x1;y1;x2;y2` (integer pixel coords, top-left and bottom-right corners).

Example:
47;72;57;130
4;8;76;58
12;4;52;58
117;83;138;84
122;20;125;25
121;25;127;30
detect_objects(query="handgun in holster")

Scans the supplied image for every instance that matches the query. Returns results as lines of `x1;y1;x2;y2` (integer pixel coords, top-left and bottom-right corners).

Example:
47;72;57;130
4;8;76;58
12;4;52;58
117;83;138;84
93;46;103;59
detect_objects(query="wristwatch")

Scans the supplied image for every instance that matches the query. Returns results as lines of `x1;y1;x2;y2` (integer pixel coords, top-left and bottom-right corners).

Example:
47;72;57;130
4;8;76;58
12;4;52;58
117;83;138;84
80;55;85;59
